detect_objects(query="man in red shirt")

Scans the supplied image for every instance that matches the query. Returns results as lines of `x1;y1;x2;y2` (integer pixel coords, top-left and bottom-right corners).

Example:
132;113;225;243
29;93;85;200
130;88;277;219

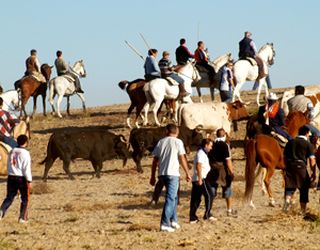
194;41;215;85
0;97;20;148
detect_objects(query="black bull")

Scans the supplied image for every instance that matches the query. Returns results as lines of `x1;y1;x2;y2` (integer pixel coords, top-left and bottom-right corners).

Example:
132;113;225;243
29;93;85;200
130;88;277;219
129;126;204;173
40;129;130;181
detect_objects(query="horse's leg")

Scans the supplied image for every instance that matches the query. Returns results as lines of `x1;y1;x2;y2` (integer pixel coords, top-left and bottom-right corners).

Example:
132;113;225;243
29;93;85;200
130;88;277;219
196;87;203;103
264;167;275;206
42;93;47;116
126;103;135;128
232;82;245;103
153;99;164;127
56;94;63;118
143;102;150;126
210;87;215;102
77;93;86;114
50;92;56;115
66;96;71;116
173;101;179;124
257;78;269;106
31;95;37;118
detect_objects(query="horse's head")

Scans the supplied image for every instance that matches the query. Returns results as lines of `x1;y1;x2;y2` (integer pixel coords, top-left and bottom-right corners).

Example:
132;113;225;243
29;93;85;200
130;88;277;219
41;64;52;81
259;43;275;66
212;53;233;69
73;60;87;78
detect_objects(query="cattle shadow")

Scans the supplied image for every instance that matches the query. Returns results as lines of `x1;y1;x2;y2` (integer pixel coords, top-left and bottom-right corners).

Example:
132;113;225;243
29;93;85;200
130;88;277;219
89;111;128;117
32;124;128;135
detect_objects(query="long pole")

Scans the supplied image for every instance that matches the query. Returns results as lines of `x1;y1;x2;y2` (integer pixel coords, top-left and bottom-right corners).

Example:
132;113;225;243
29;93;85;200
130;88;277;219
139;33;151;49
124;40;145;61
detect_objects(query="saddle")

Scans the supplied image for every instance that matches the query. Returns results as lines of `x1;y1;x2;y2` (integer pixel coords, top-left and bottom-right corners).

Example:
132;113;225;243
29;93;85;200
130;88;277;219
241;57;257;66
240;57;267;79
30;72;46;83
165;77;179;86
61;74;75;83
195;64;209;73
270;131;288;147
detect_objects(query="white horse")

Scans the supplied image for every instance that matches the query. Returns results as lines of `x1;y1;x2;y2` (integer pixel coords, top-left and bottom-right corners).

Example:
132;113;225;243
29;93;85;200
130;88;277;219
0;90;20;112
193;53;233;103
49;60;86;118
143;62;201;126
232;43;275;105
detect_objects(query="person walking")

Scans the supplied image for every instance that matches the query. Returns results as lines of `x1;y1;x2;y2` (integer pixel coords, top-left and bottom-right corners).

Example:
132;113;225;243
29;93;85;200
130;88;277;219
189;138;216;223
0;135;32;224
207;128;237;216
150;124;191;232
283;125;317;215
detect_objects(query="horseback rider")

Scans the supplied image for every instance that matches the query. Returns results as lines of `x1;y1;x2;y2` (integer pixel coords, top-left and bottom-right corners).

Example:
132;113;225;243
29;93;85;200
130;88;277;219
238;31;266;78
144;49;161;81
287;85;320;136
158;51;187;97
54;50;84;93
0;97;19;148
194;41;215;85
257;92;292;141
25;49;46;83
175;38;194;65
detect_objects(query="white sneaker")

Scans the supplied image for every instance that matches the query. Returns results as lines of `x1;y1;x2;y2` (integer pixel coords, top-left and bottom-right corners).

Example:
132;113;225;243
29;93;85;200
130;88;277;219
18;218;27;224
160;224;175;232
0;210;3;220
171;221;181;229
208;216;218;221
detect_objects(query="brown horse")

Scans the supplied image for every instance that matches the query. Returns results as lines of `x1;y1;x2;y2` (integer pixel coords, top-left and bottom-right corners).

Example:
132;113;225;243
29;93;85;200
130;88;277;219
244;111;309;208
15;64;52;117
118;79;176;128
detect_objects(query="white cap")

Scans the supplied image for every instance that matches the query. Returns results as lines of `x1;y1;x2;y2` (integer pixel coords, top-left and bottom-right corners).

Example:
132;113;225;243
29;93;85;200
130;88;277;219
267;92;278;100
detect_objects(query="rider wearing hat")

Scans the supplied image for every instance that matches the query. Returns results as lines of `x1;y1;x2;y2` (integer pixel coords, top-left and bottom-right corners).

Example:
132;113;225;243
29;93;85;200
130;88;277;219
258;92;292;141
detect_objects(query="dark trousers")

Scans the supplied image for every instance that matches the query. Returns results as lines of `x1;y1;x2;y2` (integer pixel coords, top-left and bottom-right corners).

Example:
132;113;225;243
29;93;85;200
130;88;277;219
145;75;160;81
0;176;31;221
74;77;82;91
197;62;215;83
189;179;214;221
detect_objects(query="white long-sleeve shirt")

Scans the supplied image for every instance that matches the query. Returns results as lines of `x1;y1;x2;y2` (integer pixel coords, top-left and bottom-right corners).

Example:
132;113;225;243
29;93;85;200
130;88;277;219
7;147;32;182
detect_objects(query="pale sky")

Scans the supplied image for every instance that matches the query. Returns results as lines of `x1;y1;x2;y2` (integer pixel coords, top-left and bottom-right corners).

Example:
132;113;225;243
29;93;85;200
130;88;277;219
1;0;319;109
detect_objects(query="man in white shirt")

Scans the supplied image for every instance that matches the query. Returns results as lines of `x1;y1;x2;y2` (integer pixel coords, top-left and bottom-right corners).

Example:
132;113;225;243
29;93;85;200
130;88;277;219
150;124;191;232
0;135;32;224
189;138;215;223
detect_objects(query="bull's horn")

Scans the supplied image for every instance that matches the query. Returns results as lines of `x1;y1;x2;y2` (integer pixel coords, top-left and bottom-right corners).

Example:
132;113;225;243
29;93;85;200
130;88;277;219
119;135;127;143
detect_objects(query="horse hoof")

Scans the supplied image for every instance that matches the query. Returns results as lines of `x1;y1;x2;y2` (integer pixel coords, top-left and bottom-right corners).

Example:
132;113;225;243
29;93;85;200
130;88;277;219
269;199;276;207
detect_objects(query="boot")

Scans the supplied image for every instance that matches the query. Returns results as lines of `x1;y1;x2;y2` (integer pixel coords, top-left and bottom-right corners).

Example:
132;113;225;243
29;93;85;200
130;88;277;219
178;84;188;97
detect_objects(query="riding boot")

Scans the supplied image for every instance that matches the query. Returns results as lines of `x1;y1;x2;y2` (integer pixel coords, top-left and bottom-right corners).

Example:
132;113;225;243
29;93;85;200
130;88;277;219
75;78;84;93
178;83;188;97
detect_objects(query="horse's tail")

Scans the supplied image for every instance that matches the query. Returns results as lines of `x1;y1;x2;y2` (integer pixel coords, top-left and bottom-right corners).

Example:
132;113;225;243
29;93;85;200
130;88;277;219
244;138;257;203
118;80;129;90
49;79;55;103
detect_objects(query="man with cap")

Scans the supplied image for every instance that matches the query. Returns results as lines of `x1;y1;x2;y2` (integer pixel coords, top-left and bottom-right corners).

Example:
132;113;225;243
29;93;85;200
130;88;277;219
258;92;292;141
238;31;266;78
25;49;46;83
158;51;187;97
54;50;84;93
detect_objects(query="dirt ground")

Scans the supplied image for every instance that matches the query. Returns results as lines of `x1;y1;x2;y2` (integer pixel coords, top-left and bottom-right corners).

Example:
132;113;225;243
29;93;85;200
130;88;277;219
0;89;319;250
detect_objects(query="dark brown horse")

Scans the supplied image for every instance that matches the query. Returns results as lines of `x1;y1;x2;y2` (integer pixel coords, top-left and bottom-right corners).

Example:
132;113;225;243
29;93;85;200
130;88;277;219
118;79;176;128
15;64;52;117
244;111;309;208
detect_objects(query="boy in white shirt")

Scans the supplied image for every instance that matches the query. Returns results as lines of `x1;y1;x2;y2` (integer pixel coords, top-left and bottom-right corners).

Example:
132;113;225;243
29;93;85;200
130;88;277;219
0;135;32;224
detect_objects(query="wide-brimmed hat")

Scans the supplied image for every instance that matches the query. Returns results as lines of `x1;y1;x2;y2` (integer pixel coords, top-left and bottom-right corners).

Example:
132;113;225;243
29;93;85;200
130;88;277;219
267;92;278;100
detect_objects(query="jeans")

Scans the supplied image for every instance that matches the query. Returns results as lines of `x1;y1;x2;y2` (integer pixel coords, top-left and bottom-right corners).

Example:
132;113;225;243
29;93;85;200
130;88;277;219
0;176;31;220
3;136;18;148
159;175;179;227
220;90;232;103
252;75;272;90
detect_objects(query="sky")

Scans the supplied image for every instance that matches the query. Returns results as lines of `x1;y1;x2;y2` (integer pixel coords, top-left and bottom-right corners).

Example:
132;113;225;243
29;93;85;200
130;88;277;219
1;0;320;110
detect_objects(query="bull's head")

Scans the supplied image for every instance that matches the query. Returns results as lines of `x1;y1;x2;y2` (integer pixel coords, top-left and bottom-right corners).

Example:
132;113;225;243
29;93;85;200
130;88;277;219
114;135;131;167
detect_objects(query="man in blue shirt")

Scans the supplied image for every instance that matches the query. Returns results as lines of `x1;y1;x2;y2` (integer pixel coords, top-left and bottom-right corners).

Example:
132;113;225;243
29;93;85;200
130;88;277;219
144;49;161;81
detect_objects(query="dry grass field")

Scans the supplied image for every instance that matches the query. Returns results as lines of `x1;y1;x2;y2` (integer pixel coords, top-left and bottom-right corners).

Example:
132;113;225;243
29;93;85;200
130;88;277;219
0;89;319;250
